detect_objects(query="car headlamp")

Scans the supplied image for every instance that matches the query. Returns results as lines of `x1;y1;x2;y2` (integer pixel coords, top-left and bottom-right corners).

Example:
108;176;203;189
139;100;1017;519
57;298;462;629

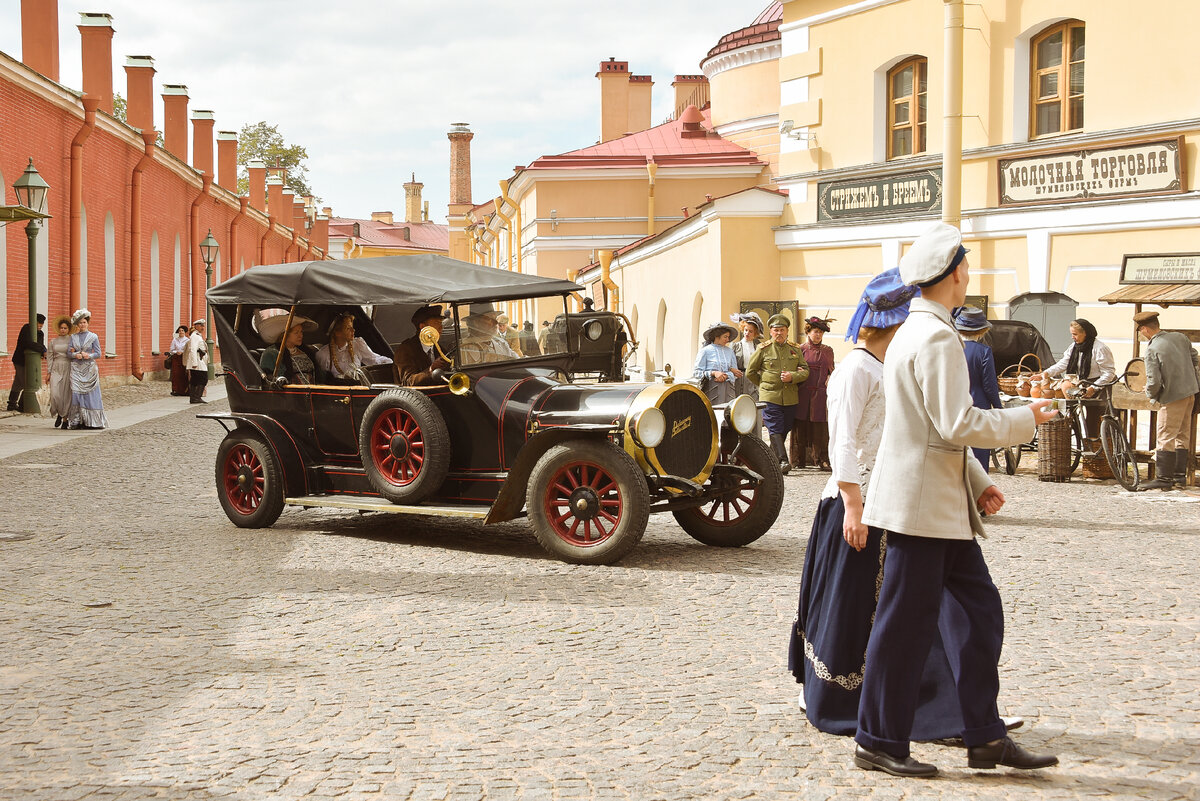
631;407;666;448
726;394;758;435
583;319;604;341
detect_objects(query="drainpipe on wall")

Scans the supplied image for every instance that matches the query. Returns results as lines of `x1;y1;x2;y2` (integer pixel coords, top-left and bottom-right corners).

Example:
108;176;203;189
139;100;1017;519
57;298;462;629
258;215;273;267
566;269;584;311
228;196;248;275
942;0;964;227
69;94;99;310
646;159;658;236
290;230;301;264
189;172;212;323
599;249;620;313
499;180;522;276
129;129;157;381
492;197;514;272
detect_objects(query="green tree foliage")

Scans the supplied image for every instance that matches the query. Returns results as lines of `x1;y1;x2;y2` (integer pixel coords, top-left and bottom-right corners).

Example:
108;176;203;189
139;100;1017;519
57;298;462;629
236;121;315;199
111;93;164;146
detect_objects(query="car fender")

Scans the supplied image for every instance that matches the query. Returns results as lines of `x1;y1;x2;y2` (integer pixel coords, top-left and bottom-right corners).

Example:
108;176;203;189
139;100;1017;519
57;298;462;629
484;428;616;524
204;412;309;497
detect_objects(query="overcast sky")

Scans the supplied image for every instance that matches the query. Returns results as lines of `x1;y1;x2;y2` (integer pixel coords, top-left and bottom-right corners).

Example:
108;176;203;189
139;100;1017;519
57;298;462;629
0;1;763;222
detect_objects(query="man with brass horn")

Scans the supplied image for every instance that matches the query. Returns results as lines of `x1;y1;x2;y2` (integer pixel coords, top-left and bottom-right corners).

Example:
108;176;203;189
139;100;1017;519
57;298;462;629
394;305;450;386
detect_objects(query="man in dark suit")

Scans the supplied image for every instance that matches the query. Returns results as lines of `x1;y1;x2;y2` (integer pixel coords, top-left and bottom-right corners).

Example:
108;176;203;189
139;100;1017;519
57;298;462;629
394;305;449;386
7;314;47;411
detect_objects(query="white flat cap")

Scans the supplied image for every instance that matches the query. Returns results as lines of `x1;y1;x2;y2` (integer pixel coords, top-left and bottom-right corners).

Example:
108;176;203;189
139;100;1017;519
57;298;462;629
899;223;967;286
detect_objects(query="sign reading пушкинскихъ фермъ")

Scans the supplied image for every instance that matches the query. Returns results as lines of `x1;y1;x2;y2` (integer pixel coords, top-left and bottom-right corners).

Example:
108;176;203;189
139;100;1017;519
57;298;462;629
999;137;1183;206
1120;253;1200;284
817;168;942;221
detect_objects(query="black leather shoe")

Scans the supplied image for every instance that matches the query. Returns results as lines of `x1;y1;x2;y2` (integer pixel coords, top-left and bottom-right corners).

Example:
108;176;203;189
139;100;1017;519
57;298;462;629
854;745;938;777
967;736;1058;770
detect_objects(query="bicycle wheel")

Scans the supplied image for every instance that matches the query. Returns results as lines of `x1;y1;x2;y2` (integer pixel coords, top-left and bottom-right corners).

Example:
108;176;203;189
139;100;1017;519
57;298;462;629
1101;415;1140;491
1002;446;1020;476
1067;408;1084;475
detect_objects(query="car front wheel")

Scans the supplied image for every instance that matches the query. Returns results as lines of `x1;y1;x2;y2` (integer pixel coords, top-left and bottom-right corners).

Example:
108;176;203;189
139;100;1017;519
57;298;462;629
672;435;783;547
216;430;285;528
527;440;650;565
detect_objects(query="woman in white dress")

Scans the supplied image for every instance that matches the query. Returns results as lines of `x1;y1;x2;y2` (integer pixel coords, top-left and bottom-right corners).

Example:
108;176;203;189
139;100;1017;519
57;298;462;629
315;312;393;385
46;315;73;428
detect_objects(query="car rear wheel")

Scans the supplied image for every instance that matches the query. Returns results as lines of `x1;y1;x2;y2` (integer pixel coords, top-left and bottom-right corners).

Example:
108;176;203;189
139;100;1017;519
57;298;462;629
673;436;783;547
360;389;451;504
216;430;285;528
527;440;650;565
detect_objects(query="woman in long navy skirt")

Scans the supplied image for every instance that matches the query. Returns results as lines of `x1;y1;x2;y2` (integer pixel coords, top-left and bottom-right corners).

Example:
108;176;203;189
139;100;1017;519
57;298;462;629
788;269;967;739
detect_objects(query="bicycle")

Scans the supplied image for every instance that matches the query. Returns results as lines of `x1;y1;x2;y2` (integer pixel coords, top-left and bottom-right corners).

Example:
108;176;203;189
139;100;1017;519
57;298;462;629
1061;373;1141;491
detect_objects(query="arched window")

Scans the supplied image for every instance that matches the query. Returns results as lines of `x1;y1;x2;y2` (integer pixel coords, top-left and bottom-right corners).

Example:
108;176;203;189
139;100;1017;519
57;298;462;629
173;234;182;331
1031;20;1084;137
887;57;927;159
80;204;89;308
150;231;161;353
0;168;7;349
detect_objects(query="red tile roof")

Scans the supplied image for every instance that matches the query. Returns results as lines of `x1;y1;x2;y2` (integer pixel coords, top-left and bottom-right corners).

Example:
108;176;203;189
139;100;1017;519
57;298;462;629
328;217;448;252
526;108;762;170
703;2;782;63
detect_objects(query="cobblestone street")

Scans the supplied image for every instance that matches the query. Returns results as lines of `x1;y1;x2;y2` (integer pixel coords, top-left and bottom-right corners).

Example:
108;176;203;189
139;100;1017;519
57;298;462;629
1;400;1197;800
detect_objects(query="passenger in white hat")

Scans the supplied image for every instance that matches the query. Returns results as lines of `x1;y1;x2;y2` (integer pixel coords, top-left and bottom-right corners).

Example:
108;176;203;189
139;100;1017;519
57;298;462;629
257;309;320;385
851;224;1060;778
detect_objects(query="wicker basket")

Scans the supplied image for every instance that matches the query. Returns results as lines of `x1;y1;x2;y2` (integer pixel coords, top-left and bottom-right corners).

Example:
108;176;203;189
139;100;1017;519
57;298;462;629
1037;416;1072;482
998;353;1041;396
1081;451;1114;480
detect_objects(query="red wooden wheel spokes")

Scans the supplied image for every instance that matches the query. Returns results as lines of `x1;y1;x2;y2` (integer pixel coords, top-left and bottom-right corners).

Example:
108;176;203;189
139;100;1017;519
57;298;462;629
223;443;265;515
371;408;426;486
702;453;760;527
544;461;623;547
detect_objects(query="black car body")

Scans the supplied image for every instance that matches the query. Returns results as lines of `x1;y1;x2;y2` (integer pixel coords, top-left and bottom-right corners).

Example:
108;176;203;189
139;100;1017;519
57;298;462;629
203;255;783;564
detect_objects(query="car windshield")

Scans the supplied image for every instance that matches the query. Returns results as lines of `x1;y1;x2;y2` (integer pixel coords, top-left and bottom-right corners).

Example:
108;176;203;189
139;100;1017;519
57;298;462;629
449;296;571;367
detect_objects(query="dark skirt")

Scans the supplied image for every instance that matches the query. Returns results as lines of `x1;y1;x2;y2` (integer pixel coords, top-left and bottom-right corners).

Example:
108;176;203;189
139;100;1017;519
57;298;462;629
169;355;189;395
789;496;964;739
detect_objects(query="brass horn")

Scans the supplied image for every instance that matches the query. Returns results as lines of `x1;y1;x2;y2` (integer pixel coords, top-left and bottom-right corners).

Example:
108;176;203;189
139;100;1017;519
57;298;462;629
447;372;472;396
418;325;452;364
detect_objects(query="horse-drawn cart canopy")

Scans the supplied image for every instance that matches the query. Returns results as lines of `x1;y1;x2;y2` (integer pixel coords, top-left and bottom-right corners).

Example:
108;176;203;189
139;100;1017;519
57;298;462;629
1099;283;1200;306
206;254;583;306
1100;253;1200;307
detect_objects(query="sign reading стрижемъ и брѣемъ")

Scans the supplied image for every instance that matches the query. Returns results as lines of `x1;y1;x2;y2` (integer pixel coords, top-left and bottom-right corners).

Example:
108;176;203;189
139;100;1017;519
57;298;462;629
999;137;1183;206
816;168;942;222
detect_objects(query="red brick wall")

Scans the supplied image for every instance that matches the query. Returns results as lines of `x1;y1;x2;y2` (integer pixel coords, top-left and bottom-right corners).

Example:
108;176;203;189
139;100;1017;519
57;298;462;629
1;59;321;388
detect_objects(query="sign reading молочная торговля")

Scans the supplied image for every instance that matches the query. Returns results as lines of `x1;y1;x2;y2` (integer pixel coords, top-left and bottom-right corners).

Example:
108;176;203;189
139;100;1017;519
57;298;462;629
999;137;1183;206
817;168;942;222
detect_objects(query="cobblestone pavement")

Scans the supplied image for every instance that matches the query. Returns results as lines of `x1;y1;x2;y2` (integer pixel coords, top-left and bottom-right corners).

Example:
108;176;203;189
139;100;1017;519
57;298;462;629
0;401;1197;801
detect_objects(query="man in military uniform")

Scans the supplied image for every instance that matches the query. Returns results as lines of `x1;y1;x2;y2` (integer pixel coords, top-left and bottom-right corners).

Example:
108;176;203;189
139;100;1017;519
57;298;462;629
746;314;809;475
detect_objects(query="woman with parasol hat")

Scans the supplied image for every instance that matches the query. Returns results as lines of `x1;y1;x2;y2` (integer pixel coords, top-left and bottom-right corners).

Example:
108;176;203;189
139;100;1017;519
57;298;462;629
691;321;740;406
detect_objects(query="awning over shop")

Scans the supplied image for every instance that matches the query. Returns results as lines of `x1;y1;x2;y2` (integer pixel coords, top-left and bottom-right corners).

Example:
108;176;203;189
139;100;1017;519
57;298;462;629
1099;283;1200;307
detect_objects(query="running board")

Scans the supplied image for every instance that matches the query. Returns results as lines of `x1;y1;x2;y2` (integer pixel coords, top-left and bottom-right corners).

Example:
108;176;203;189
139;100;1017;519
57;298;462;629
284;496;489;519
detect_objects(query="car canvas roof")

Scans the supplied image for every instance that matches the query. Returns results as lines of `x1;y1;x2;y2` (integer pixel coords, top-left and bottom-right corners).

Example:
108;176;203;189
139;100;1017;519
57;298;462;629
206;254;583;306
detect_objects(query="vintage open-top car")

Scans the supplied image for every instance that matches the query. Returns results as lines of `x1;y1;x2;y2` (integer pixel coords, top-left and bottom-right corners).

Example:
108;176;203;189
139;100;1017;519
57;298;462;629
202;254;784;565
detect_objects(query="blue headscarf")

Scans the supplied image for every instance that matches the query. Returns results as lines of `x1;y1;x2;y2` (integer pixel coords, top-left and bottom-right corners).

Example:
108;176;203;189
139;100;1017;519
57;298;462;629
844;267;920;343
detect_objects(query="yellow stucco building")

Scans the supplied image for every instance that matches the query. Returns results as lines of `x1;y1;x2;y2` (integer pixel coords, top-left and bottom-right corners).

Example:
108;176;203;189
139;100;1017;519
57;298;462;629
458;0;1198;376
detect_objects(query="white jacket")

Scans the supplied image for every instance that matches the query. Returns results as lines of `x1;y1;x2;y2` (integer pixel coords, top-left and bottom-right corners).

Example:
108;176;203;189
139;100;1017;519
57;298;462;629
184;331;207;372
862;298;1036;540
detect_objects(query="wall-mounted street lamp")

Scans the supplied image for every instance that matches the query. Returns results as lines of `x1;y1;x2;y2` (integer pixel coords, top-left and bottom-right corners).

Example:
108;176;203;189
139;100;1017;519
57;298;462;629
1;159;52;413
199;229;219;379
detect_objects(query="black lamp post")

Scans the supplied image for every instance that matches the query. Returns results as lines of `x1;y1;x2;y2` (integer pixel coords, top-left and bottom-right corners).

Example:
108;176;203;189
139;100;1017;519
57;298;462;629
9;160;51;413
199;229;219;379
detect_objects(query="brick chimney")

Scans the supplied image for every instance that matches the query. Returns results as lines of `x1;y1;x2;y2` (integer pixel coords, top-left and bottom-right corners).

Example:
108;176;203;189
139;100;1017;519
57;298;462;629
293;200;307;231
124;56;156;132
161;85;188;161
20;0;59;81
311;214;330;256
671;75;709;120
679;105;708;139
247;159;267;210
597;58;631;143
371;211;394;225
423;201;429;222
79;14;114;115
448;123;473;206
628;75;653;136
403;173;423;224
280;189;295;225
191;110;215;177
216;130;238;192
266;174;284;217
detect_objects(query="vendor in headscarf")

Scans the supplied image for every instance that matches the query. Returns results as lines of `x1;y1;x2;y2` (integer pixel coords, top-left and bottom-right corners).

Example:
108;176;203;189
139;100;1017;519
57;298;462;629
747;314;810;475
1034;317;1115;441
791;316;835;471
258;309;321;385
692;321;740;406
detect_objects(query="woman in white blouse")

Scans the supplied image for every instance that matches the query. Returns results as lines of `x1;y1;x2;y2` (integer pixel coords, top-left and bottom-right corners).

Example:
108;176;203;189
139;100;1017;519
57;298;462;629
1034;318;1115;441
315;313;393;385
789;268;972;739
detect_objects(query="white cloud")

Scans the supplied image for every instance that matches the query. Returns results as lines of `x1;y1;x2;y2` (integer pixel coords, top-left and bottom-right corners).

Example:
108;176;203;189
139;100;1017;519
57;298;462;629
1;0;763;220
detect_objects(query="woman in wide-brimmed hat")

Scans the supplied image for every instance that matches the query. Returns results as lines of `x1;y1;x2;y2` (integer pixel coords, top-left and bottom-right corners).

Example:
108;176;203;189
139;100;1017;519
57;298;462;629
257;309;321;384
953;306;1003;472
692;321;740;406
730;312;766;439
65;309;108;429
46;315;74;427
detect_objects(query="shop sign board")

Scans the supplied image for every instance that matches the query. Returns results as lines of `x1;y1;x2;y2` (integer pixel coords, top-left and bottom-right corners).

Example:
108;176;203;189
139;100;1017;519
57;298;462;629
999;137;1183;206
817;168;942;221
1120;253;1200;284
